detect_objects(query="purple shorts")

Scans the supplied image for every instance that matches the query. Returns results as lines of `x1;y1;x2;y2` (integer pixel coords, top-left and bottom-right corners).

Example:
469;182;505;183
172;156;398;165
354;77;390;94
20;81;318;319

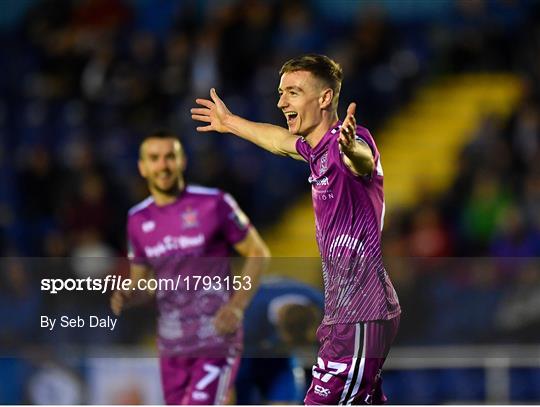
305;315;400;405
159;355;240;405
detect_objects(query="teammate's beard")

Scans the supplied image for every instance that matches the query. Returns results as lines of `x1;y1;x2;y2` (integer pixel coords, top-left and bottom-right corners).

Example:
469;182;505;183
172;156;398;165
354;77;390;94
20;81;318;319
149;174;182;197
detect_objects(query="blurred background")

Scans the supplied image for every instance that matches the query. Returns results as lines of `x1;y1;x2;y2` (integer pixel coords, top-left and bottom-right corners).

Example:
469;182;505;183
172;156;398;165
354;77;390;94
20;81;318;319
1;0;540;404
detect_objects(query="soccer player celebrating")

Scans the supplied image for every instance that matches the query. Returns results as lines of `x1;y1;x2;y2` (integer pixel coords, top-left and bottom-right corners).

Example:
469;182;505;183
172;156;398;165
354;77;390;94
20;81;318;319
191;54;401;405
110;130;269;405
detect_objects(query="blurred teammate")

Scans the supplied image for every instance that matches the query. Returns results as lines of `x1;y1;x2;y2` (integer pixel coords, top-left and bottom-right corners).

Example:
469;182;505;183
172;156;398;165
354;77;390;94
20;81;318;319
110;130;269;405
236;277;324;404
192;54;401;405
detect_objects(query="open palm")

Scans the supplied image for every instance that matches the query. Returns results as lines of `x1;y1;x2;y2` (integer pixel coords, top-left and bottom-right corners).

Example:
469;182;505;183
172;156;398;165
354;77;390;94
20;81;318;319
191;88;232;133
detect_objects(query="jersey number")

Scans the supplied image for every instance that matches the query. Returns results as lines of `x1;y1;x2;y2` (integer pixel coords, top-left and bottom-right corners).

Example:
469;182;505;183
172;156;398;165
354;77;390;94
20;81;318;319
195;364;221;390
312;358;347;383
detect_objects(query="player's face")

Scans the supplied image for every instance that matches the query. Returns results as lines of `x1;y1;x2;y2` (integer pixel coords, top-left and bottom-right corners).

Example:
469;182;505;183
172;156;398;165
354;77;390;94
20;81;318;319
277;70;327;136
138;138;185;195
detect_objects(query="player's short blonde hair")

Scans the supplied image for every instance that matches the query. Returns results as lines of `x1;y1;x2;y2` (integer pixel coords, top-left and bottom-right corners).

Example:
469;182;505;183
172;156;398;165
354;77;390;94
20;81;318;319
280;54;343;108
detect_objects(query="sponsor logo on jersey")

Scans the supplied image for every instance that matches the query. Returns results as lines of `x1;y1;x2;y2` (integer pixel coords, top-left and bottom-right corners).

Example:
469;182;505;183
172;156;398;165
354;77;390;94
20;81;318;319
314;385;331;397
142;220;156;233
192;391;208;401
181;207;199;229
312;189;335;201
308;175;329;186
144;234;205;257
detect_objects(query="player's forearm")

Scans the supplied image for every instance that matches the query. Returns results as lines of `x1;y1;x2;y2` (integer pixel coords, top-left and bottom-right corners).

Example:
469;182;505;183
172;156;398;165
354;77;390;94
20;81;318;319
224;114;291;156
343;143;375;176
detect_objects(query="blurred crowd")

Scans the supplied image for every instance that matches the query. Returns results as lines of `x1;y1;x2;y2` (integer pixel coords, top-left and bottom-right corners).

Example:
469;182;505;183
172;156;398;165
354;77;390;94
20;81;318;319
0;0;441;258
1;0;540;351
385;0;540;343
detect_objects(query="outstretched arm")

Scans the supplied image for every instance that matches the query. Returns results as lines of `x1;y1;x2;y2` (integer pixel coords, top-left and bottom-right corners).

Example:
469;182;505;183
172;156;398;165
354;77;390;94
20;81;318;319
338;103;375;177
191;88;305;161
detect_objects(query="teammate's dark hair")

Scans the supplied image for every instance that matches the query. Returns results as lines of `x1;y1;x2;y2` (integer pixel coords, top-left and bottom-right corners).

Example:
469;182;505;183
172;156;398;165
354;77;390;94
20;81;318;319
279;303;320;347
139;129;183;159
280;54;343;108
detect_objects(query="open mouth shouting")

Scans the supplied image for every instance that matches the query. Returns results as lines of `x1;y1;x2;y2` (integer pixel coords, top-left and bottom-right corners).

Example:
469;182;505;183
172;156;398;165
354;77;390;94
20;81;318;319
284;111;298;127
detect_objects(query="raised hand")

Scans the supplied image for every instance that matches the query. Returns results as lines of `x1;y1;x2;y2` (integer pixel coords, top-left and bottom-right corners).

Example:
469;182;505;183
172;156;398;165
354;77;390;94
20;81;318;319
110;289;131;316
213;303;243;336
191;88;232;133
338;102;357;152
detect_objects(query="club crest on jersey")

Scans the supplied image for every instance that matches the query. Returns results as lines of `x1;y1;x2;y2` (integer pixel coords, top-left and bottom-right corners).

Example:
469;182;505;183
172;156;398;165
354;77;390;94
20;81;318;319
319;152;329;175
142;220;156;233
181;208;199;229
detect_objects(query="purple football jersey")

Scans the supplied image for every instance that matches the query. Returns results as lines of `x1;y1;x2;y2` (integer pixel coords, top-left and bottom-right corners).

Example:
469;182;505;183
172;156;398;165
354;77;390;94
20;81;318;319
295;122;400;324
127;185;250;356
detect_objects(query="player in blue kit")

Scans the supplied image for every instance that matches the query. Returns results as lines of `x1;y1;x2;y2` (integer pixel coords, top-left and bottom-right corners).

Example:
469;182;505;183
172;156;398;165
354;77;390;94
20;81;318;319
236;277;324;404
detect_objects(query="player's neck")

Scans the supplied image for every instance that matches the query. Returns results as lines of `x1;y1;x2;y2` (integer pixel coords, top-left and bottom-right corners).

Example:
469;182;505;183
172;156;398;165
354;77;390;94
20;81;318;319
304;112;339;148
152;179;185;206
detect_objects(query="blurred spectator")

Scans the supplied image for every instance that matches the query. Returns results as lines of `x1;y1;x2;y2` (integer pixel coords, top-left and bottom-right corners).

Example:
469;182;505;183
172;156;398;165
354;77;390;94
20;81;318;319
217;0;274;92
65;172;112;239
523;172;540;230
191;26;220;96
490;205;540;258
159;34;191;102
494;261;540;342
0;258;41;348
408;205;453;258
26;362;83;404
17;146;62;219
460;171;511;253
273;0;322;58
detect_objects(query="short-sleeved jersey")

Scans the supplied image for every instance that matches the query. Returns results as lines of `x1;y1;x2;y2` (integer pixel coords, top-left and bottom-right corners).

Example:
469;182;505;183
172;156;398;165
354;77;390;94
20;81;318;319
295;122;401;324
243;277;324;355
127;185;250;356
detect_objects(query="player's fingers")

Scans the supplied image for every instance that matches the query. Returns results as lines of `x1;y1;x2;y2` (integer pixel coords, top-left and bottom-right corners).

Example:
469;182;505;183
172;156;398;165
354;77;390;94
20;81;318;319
191;114;211;123
347;123;355;138
190;107;211;115
111;299;122;316
111;293;122;304
347;102;357;117
196;125;214;132
210;88;222;103
340;125;352;142
195;98;214;109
